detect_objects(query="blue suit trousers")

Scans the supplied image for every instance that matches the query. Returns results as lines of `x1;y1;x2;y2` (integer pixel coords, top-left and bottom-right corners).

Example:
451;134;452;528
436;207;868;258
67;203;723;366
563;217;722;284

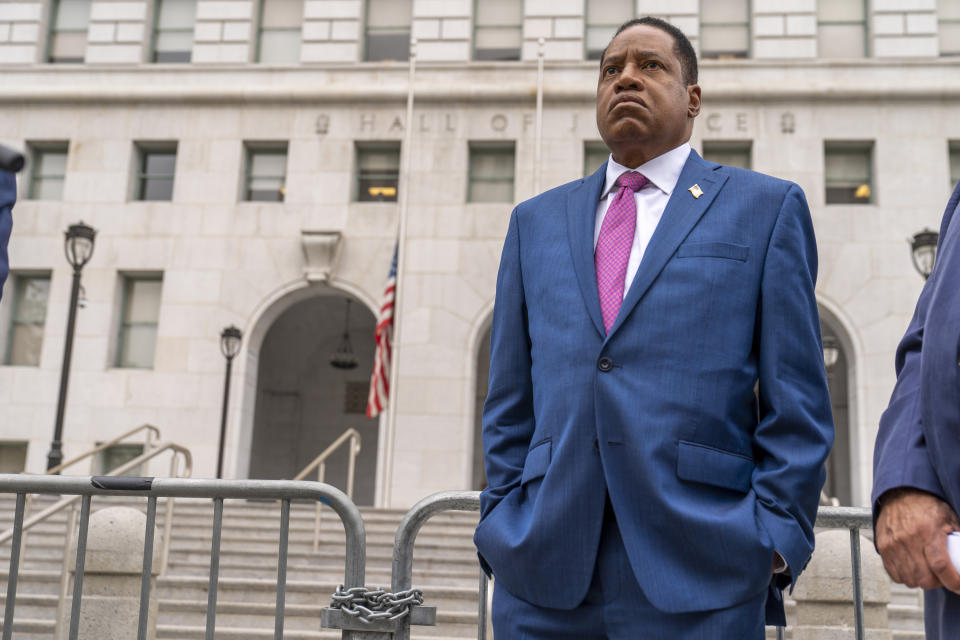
492;499;767;640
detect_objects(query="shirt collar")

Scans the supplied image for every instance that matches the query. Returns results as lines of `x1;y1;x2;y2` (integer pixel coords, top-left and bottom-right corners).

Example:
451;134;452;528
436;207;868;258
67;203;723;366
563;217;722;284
600;142;691;199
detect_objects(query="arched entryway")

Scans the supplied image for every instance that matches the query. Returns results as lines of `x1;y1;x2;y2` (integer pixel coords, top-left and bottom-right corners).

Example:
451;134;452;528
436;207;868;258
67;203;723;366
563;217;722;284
820;307;855;506
471;325;491;491
249;291;379;505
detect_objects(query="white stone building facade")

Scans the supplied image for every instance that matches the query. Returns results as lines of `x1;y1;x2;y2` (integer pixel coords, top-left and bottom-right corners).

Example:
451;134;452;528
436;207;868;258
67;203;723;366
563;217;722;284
0;0;958;508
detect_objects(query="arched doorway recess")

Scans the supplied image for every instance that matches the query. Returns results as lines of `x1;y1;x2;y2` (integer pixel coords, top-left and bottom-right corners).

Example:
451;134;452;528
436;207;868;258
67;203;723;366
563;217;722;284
250;291;378;505
471;325;491;491
819;306;855;506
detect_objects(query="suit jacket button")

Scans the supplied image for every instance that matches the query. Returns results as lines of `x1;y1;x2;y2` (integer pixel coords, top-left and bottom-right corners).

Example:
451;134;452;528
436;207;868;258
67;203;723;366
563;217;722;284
598;357;613;372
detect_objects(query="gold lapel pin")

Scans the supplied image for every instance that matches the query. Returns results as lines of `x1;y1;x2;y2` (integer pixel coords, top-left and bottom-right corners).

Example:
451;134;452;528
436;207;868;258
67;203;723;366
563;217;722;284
688;184;703;199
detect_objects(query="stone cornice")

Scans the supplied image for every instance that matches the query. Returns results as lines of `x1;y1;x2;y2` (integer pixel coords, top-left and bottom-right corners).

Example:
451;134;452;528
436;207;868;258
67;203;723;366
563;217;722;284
0;58;958;104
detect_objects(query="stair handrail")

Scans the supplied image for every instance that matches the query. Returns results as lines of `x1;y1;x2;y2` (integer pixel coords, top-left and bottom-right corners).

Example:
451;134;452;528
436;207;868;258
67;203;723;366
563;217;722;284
43;423;162;476
291;427;361;551
17;423;164;576
0;442;191;566
5;440;191;640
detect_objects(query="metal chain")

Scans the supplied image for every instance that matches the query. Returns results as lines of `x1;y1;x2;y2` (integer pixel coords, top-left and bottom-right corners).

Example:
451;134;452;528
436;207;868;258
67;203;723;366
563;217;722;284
330;585;424;623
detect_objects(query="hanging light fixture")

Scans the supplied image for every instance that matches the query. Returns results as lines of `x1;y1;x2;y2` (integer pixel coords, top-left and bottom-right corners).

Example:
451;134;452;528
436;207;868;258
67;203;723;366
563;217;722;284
822;334;840;370
330;298;358;370
910;228;939;280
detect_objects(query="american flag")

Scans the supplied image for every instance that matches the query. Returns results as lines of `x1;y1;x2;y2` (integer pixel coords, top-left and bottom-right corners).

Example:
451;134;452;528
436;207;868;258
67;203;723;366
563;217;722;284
366;246;397;418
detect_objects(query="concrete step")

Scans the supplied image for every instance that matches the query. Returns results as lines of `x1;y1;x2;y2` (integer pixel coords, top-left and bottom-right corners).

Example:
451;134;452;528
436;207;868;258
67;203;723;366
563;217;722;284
155;576;480;612
165;559;481;587
0;617;55;637
159;599;478;636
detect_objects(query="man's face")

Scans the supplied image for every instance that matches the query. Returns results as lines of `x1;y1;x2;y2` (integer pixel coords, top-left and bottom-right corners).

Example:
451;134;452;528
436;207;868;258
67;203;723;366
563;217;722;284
596;24;700;166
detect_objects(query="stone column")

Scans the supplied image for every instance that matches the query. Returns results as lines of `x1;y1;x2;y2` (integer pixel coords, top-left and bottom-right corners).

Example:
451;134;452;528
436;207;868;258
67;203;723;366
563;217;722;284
792;529;892;640
66;506;162;640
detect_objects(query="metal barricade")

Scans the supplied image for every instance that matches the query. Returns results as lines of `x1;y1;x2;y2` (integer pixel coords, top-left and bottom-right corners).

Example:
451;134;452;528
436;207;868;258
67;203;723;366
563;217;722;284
813;505;874;640
0;475;878;640
391;491;484;640
0;474;366;640
370;493;875;640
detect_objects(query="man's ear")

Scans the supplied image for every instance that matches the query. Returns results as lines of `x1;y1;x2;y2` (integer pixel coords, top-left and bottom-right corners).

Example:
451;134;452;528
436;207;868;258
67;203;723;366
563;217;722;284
687;84;702;118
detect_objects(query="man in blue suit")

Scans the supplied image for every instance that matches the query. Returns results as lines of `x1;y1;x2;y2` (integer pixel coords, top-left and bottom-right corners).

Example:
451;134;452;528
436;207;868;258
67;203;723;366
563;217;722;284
872;181;960;639
474;17;834;637
0;168;14;302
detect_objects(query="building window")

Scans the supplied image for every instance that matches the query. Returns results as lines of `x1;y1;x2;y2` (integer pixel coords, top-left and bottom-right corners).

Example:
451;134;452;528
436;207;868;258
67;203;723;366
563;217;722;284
364;0;411;61
0;443;28;474
818;0;867;58
941;0;960;56
27;142;69;200
256;0;303;63
700;0;749;59
47;0;91;63
825;142;873;204
116;275;163;369
244;143;288;202
152;0;196;62
135;143;177;201
98;443;144;475
585;0;633;60
583;141;609;177
703;140;752;170
4;274;51;366
468;142;515;202
950;141;960;188
355;142;400;202
474;0;522;61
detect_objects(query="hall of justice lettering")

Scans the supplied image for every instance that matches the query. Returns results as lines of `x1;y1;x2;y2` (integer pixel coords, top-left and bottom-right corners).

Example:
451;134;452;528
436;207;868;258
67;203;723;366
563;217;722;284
334;112;584;135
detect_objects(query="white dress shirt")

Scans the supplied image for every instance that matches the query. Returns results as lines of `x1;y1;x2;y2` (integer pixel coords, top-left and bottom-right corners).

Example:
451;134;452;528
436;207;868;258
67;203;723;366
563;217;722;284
594;142;691;299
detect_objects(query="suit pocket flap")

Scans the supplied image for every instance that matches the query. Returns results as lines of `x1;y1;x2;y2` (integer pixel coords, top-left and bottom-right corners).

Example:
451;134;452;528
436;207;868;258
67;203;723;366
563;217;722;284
676;440;754;493
677;242;749;262
521;439;551;485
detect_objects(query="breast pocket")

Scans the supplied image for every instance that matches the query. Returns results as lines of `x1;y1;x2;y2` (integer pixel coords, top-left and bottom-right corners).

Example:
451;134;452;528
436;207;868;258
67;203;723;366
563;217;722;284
676;242;750;262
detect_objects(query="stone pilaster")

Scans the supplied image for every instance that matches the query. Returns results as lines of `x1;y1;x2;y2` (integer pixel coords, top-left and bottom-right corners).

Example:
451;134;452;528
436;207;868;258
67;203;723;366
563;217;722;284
522;0;585;61
301;0;361;63
0;1;43;64
192;0;255;64
86;1;147;64
412;0;470;62
752;0;817;59
636;0;699;52
872;0;938;57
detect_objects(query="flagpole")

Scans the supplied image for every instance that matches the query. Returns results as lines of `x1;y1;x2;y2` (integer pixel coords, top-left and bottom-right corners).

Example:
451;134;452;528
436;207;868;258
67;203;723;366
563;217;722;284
381;38;417;508
534;37;545;195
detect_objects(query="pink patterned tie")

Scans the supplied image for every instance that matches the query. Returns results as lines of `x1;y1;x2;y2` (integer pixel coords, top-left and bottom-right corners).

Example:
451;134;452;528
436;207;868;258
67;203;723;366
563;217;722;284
596;171;648;333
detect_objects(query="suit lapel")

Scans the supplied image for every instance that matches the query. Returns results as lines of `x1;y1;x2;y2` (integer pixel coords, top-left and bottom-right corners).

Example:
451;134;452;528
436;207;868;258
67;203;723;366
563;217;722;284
566;164;607;338
606;150;728;339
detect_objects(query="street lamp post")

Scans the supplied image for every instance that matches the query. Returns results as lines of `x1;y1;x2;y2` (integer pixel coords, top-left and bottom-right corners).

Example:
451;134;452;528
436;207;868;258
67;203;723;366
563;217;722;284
216;325;242;479
47;222;97;471
911;228;939;280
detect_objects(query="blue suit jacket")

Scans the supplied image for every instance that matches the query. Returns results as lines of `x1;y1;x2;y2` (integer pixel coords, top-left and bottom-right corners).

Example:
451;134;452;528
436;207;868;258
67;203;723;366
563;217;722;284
475;150;834;617
0;170;14;302
873;182;960;518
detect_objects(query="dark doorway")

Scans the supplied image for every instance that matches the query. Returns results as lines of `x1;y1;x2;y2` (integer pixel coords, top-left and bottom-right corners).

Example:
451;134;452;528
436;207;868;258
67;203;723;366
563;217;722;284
250;294;379;505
